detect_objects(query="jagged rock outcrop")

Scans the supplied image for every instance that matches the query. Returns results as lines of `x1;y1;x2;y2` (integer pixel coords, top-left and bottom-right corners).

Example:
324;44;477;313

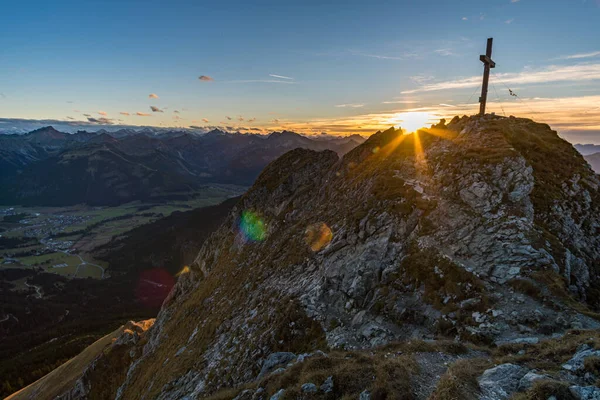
58;115;600;399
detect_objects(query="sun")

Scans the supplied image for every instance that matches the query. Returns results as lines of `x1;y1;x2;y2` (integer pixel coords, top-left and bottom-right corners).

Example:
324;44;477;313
389;111;434;133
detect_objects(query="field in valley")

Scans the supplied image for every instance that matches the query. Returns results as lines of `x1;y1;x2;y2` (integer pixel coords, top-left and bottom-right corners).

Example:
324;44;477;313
0;184;245;282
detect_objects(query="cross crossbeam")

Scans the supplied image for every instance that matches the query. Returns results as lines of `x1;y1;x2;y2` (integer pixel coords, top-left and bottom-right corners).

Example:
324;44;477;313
479;38;496;115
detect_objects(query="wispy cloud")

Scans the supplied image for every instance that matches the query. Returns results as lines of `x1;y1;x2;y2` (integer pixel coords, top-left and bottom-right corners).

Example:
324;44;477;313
505;18;514;24
150;106;163;113
226;116;232;120
555;50;600;60
238;116;244;121
87;117;114;124
98;111;107;116
223;79;297;84
149;93;159;99
349;52;408;60
173;110;180;114
434;48;455;56
402;63;600;93
335;103;365;108
136;112;151;116
248;117;256;122
83;114;91;117
120;112;130;116
269;74;294;80
199;75;214;81
511;0;520;3
382;100;419;104
202;118;209;123
411;75;435;84
462;16;468;20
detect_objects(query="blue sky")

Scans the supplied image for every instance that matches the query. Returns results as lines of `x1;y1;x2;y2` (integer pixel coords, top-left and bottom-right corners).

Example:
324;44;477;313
1;0;599;142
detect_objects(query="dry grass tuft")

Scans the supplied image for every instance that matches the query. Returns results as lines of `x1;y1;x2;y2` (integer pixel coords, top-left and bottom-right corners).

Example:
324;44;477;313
511;379;577;400
494;330;600;372
429;358;492;400
206;348;423;399
584;356;600;376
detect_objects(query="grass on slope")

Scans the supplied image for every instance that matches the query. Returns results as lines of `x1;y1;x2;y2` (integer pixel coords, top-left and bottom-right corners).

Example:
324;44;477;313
5;326;124;400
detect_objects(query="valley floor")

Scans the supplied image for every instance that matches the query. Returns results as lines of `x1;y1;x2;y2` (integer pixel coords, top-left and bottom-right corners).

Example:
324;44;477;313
0;185;245;398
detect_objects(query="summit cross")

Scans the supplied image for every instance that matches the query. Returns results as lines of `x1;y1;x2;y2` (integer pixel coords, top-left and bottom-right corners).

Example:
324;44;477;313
479;37;496;115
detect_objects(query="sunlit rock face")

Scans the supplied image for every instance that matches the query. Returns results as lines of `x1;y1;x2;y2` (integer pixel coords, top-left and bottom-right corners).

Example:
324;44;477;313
109;115;599;399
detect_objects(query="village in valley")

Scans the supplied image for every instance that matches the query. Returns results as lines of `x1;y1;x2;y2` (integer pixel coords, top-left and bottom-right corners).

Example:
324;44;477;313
0;206;106;298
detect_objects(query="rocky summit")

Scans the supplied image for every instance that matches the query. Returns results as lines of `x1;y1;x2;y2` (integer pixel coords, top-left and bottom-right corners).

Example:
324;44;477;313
10;114;600;400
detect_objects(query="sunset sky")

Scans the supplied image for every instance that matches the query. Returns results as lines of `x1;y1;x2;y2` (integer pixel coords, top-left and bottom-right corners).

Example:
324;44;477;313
1;0;599;143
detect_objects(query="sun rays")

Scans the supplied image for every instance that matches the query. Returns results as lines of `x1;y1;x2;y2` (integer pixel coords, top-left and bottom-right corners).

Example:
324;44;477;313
386;111;437;134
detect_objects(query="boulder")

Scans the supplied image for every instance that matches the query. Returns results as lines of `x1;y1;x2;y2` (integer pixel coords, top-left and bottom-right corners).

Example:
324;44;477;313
563;346;600;372
301;383;317;393
478;363;530;399
258;352;297;378
570;386;600;400
518;371;551;391
320;376;334;393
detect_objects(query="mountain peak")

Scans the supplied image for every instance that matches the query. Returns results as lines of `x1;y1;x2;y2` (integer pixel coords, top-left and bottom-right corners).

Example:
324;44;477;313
269;130;303;139
26;126;64;138
96;115;600;400
24;126;69;145
204;128;228;137
9;115;600;400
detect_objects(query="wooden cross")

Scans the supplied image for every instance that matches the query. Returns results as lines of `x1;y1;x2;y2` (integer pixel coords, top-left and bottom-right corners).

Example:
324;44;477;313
479;38;496;115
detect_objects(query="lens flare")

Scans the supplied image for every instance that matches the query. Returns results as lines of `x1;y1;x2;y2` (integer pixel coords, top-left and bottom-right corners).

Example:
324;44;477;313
304;222;333;252
239;210;266;242
135;268;175;308
372;146;380;154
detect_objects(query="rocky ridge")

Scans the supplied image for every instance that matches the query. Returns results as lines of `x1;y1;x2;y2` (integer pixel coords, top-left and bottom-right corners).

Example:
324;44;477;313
16;115;600;399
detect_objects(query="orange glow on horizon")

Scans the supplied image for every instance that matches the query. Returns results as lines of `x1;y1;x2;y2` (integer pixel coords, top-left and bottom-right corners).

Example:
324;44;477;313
387;111;436;133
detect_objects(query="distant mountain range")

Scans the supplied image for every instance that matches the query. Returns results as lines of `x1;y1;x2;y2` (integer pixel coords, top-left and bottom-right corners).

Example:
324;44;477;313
573;144;600;173
0;126;365;206
585;152;600;173
574;143;600;156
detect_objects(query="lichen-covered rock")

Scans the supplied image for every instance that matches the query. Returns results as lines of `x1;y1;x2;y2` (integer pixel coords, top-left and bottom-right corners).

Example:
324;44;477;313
518;371;551;391
478;363;529;399
258;352;296;378
563;345;600;372
300;383;317;393
570;385;600;400
320;376;334;393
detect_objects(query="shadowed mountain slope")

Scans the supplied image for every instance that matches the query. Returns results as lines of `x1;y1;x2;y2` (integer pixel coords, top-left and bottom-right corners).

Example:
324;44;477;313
93;196;240;276
0;128;364;206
